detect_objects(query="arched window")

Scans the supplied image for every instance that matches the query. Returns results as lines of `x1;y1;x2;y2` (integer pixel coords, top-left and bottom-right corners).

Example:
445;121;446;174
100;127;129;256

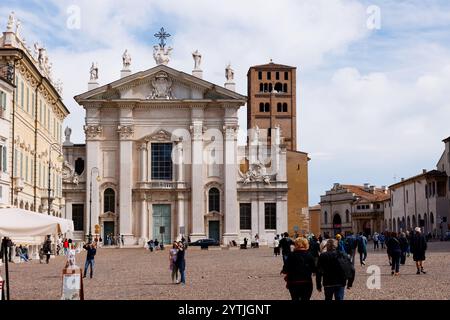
264;103;270;112
407;216;411;230
324;211;328;224
208;188;220;212
430;212;434;224
345;210;349;223
275;71;280;80
283;83;288;92
259;83;264;92
282;103;288;112
277;103;282;112
412;215;416;228
274;82;283;92
397;217;401;231
104;188;115;213
75;158;85;175
402;217;405;230
268;83;273;92
264;83;268;92
393;218;396;232
424;213;428;232
259;102;265;112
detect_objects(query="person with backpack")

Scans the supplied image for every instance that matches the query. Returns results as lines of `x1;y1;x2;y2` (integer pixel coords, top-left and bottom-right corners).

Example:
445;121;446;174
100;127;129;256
357;232;367;266
308;235;320;267
379;233;385;249
336;234;346;253
43;236;52;264
386;232;402;276
281;237;317;301
344;233;357;265
316;239;355;301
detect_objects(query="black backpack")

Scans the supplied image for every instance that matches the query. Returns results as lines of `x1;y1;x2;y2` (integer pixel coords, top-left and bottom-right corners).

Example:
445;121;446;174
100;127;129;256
336;251;355;280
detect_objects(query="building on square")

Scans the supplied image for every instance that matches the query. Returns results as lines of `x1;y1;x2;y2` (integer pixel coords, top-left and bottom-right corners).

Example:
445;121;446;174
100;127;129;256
247;61;309;236
63;43;291;246
0;12;69;216
320;183;390;236
389;137;450;238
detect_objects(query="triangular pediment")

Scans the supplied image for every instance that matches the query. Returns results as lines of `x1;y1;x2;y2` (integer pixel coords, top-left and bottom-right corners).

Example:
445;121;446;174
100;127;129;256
74;64;246;104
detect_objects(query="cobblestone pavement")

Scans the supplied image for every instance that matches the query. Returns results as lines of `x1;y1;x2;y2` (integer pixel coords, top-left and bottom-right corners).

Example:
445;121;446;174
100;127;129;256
3;241;450;300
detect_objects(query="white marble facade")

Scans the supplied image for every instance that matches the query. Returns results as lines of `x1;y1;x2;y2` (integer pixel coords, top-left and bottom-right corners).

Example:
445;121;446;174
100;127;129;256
66;64;288;246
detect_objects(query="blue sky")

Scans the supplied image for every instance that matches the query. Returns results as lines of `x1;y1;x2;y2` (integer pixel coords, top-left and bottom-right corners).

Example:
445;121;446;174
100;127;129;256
2;0;450;205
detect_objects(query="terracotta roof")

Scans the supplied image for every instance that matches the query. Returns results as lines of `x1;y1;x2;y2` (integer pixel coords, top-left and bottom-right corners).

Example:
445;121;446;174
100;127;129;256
341;185;391;202
249;62;295;70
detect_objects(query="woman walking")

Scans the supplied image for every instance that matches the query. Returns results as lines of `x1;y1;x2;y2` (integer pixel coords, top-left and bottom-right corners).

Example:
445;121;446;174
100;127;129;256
399;232;409;265
411;227;427;274
386;232;401;276
175;242;186;285
169;242;179;283
281;237;317;301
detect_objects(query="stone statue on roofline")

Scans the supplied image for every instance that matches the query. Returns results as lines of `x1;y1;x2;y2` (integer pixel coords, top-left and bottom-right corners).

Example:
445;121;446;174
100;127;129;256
90;62;98;81
6;12;15;31
153;45;172;66
122;49;131;69
225;63;234;82
192;50;202;70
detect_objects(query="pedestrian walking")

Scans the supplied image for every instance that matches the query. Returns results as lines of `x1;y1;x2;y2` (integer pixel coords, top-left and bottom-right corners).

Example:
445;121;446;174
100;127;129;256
411;227;427;274
121;234;124;246
43;236;52;264
273;236;280;256
278;232;293;264
169;242;179;283
63;238;69;256
175;242;186;285
399;232;409;265
281;237;317;301
83;242;97;279
147;239;154;252
386;232;401;276
336;234;346;253
344;233;357;265
308;235;320;267
319;233;330;253
357;232;367;266
379;233;385;249
373;232;379;250
316;239;355;301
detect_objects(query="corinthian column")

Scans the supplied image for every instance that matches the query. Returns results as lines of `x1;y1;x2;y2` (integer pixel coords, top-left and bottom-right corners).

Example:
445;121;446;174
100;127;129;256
139;143;147;182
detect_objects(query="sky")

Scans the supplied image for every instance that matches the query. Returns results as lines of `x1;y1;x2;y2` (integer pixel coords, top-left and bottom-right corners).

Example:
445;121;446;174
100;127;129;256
2;0;450;205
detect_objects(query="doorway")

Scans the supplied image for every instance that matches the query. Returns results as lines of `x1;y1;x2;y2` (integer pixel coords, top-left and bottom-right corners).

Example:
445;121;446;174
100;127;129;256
103;221;114;245
209;221;220;242
152;204;171;244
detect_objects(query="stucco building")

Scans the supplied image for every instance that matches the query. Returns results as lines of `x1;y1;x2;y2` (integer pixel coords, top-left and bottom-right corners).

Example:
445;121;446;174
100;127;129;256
0;12;69;216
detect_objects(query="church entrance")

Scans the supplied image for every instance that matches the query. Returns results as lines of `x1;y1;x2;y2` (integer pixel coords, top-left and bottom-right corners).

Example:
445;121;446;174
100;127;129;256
152;204;171;244
103;221;114;245
209;221;220;242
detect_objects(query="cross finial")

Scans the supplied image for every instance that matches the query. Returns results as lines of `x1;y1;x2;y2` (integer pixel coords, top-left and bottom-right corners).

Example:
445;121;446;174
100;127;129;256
154;27;171;48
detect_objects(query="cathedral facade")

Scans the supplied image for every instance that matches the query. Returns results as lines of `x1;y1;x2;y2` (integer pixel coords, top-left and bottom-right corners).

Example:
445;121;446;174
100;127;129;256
63;48;289;246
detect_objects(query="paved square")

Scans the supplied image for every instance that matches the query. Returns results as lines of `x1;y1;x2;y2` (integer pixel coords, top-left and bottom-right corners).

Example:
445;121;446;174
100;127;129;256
4;241;450;300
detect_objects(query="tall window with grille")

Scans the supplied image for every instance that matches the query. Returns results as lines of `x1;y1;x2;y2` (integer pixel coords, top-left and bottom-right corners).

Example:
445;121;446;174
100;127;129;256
240;203;251;230
72;204;84;231
208;188;220;212
0;145;7;172
151;143;173;180
104;188;115;213
265;203;276;229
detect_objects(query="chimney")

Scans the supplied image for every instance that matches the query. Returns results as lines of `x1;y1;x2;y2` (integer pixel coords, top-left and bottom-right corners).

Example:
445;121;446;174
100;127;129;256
422;169;427;174
401;178;404;182
364;183;370;191
369;185;376;193
381;186;388;193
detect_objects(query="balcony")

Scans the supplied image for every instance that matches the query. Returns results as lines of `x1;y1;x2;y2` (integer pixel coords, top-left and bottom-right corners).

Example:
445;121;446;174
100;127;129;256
135;181;189;190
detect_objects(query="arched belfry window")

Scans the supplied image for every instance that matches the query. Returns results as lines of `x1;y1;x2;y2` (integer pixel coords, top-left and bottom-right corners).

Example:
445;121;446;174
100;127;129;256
104;188;115;213
208;188;220;212
75;158;85;175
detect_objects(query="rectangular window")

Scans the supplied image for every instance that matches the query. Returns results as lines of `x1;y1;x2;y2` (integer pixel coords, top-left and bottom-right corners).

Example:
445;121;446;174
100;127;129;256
20;151;23;179
267;72;271;80
276;71;280;80
258;71;262;80
72;204;84;231
240;203;251;230
26;86;29;112
39;100;42;123
20;81;24;108
151;143;173;180
25;155;28;182
31;159;34;184
14;149;18;176
39;163;41;187
0;146;6;172
31;92;35;117
48;110;50;131
284;71;289;80
406;190;409;203
15;76;18;106
264;203;276;229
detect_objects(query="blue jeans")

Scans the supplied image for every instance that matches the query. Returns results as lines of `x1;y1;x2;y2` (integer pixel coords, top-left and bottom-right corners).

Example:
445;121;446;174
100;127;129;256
324;286;345;301
84;259;95;278
359;251;367;265
179;268;186;284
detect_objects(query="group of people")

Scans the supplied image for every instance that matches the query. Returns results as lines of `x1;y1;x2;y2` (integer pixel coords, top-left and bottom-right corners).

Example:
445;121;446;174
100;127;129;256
280;233;355;301
168;241;187;285
105;234;124;246
147;238;165;252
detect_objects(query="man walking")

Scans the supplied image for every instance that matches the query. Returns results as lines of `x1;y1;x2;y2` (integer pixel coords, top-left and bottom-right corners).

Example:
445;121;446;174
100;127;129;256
43;236;52;264
344;233;357;265
278;232;293;264
83;242;97;279
175;242;186;285
357;232;367;266
316;239;355;301
411;227;427;274
373;232;379;250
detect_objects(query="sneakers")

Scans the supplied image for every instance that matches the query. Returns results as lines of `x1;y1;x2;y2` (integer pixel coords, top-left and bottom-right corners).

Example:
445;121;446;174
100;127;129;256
361;261;366;266
421;269;426;274
416;270;420;275
391;271;395;276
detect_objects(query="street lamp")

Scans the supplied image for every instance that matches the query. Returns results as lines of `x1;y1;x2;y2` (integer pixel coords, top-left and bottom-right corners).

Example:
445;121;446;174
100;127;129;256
88;167;101;244
48;143;63;216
